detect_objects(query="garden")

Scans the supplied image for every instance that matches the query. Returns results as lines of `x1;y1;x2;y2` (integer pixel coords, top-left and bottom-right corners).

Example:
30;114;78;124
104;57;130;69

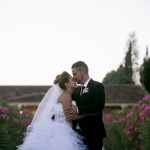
0;98;32;150
103;94;150;150
0;94;150;150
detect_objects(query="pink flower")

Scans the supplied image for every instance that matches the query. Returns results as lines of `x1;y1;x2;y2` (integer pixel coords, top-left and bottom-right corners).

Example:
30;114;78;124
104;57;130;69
103;114;112;122
126;111;134;118
138;135;143;142
24;119;31;126
13;118;19;124
0;106;9;114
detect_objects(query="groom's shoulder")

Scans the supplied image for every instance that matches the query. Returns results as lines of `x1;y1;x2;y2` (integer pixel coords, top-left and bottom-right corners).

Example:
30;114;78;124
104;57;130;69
90;79;103;86
90;79;104;90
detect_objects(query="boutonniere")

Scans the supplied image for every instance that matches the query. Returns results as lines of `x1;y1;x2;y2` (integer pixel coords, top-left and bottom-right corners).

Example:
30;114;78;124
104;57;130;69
83;88;89;93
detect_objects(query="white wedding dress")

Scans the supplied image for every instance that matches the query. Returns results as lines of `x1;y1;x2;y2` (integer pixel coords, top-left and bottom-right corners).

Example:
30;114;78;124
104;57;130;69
17;102;87;150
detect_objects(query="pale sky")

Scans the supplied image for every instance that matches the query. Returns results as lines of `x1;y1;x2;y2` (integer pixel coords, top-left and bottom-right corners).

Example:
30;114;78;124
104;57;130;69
0;0;150;85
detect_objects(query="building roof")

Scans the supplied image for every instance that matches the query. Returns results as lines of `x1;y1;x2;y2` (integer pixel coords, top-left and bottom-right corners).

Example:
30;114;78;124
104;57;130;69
104;84;148;103
0;84;148;103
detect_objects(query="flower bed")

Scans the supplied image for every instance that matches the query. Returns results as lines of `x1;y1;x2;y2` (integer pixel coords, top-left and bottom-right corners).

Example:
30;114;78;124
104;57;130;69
103;95;150;150
0;98;32;150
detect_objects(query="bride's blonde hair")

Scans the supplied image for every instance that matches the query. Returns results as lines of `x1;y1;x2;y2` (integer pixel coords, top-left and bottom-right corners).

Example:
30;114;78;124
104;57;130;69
53;71;71;90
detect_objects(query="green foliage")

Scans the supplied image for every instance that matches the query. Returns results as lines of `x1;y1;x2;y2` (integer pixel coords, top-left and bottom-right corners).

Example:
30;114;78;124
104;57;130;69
103;95;150;150
0;128;12;150
125;31;139;84
102;70;117;84
139;116;150;150
102;65;134;84
0;98;32;150
140;47;150;93
124;42;132;77
102;31;139;84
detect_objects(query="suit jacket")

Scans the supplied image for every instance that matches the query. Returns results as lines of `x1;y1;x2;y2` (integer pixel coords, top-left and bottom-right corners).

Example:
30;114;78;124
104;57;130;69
72;79;106;138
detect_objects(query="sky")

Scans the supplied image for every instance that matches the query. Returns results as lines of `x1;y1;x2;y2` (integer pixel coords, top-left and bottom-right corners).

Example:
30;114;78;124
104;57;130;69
0;0;150;85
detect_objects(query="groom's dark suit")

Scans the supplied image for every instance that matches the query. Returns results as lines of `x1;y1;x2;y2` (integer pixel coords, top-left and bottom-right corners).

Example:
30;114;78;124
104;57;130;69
72;79;106;150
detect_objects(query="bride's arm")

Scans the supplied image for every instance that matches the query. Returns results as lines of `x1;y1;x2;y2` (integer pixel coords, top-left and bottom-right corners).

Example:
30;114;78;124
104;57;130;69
58;93;86;120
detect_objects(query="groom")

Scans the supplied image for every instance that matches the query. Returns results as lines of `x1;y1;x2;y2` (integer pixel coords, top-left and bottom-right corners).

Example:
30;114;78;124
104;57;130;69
66;61;106;150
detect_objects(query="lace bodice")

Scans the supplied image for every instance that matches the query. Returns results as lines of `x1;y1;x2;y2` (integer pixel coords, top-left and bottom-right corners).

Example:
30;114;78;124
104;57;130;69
53;101;76;124
54;103;66;123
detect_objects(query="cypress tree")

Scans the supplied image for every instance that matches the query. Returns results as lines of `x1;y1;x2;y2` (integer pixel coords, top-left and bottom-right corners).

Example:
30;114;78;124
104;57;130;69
140;46;150;93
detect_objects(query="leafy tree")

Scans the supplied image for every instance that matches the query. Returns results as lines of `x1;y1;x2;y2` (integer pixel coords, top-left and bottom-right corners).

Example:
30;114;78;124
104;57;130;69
140;46;150;93
102;31;138;84
103;65;134;84
117;65;134;84
102;70;117;84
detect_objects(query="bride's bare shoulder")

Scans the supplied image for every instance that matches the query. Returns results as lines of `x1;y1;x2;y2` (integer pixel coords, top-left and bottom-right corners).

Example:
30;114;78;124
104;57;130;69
57;92;71;103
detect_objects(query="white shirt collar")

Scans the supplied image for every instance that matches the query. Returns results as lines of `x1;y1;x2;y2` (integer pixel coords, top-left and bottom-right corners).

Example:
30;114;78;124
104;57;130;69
83;78;91;87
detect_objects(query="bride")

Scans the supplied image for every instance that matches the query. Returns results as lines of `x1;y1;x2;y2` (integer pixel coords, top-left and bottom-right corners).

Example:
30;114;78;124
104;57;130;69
17;71;88;150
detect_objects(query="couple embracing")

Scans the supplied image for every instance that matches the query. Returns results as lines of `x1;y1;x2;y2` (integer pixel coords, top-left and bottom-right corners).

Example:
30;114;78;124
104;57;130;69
17;61;106;150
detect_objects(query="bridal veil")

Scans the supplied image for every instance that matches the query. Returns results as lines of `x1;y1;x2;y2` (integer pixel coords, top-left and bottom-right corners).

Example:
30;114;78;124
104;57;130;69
26;84;63;133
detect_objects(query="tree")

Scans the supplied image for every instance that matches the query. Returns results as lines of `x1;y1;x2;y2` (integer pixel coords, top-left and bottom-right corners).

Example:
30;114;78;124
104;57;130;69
140;46;150;93
117;64;134;84
102;65;134;84
124;31;139;84
102;31;138;84
124;42;133;82
102;70;117;84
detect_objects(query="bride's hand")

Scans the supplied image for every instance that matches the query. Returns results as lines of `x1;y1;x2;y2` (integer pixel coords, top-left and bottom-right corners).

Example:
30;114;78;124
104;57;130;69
65;105;77;116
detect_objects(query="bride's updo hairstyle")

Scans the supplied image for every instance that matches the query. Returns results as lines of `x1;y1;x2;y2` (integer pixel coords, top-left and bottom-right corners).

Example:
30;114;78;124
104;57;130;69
53;71;71;90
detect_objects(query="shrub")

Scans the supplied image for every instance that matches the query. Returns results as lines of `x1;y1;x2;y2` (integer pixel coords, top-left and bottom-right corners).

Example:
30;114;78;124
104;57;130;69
103;95;150;150
0;98;32;150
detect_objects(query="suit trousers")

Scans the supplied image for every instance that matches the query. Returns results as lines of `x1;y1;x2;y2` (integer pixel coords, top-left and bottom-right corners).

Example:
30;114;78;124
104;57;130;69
76;129;103;150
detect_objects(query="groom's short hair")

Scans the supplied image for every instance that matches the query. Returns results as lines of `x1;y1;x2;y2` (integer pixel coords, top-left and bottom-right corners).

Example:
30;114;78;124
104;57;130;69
71;61;89;74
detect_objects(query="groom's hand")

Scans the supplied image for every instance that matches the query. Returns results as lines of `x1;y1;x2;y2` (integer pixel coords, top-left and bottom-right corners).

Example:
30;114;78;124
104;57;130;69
65;105;77;116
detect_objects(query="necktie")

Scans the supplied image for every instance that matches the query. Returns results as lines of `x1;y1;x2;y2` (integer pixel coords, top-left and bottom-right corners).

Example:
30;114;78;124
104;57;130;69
80;86;85;95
